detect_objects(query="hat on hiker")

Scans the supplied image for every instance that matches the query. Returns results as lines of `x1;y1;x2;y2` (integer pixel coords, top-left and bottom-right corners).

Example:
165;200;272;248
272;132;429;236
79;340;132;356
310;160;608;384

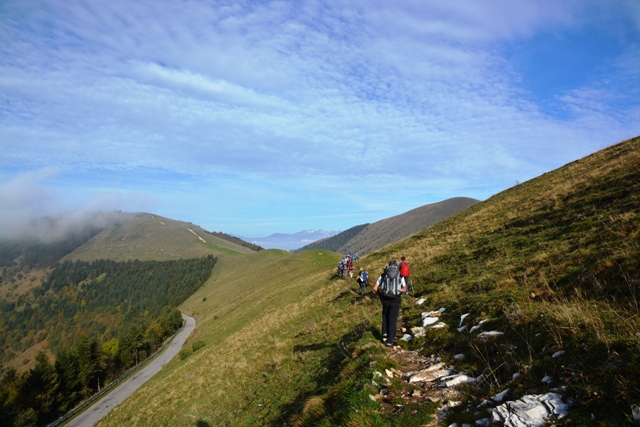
389;259;398;266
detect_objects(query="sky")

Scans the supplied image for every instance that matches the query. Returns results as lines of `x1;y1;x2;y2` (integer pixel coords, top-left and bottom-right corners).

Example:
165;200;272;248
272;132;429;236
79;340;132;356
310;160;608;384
1;0;639;238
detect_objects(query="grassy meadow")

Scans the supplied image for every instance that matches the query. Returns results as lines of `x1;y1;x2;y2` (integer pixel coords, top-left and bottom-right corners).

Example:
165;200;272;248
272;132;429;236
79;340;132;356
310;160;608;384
98;136;638;426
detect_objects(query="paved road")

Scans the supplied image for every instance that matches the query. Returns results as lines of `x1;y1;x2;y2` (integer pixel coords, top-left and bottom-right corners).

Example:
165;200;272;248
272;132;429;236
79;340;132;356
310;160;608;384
66;314;195;427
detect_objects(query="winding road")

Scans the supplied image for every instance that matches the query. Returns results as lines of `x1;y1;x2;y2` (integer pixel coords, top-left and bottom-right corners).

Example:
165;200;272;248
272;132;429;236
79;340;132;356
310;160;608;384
65;314;195;427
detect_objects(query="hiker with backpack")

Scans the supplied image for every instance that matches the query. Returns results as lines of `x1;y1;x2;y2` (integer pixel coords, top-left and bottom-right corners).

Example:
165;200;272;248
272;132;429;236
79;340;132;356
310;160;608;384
345;255;355;278
373;260;406;347
399;256;411;294
356;267;369;295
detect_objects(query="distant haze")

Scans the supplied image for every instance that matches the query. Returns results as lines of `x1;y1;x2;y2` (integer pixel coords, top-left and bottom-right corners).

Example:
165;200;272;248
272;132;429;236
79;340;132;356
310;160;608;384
240;230;341;251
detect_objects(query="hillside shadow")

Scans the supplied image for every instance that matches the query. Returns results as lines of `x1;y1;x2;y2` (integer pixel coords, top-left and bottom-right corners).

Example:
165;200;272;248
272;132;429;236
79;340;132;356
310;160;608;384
268;322;375;427
293;342;333;353
196;421;210;427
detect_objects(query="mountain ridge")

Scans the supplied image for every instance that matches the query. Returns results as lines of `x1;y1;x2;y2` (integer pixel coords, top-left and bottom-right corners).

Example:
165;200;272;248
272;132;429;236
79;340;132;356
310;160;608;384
296;197;479;255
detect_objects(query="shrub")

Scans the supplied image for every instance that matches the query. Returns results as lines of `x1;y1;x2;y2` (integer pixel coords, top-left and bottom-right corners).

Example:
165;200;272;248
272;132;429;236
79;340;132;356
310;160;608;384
192;340;205;352
179;348;192;360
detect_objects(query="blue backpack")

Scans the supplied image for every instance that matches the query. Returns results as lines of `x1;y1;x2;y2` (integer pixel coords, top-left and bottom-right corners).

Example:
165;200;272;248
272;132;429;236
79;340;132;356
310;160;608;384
361;271;368;282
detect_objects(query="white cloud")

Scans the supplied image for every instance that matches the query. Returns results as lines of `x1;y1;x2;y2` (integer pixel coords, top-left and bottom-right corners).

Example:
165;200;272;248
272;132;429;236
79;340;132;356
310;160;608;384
1;0;638;234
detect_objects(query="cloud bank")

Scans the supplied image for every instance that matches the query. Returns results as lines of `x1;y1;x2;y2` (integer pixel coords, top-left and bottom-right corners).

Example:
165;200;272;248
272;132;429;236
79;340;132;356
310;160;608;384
1;0;638;235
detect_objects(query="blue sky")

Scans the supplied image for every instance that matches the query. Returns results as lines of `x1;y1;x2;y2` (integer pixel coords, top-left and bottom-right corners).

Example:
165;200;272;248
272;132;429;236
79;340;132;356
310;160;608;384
1;0;639;237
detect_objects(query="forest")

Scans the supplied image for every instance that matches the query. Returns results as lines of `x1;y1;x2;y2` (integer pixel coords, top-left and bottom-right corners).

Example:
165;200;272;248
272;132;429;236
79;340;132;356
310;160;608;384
0;255;217;426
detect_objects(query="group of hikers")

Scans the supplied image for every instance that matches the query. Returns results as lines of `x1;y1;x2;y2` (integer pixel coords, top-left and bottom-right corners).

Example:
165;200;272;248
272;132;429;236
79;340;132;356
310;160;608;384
339;253;412;347
337;253;359;278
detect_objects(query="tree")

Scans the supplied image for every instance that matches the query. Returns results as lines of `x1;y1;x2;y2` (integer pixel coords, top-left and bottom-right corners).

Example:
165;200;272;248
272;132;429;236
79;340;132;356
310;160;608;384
21;351;57;425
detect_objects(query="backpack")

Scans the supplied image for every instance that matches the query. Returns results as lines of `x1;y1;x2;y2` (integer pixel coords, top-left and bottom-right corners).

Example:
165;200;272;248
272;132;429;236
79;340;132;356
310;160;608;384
400;262;410;277
380;266;402;296
361;271;368;282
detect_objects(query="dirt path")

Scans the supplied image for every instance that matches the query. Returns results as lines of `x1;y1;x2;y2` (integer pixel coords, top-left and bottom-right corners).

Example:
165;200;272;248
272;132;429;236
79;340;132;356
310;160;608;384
65;314;195;427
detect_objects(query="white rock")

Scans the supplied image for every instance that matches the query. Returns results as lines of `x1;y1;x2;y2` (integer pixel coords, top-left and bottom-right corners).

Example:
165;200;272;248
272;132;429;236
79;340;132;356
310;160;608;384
477;331;503;341
440;374;479;388
454;354;465;360
371;380;379;387
492;389;509;402
492;393;569;427
430;322;446;329
631;404;640;424
447;424;460;427
470;319;488;332
541;375;553;384
373;371;382;378
411;326;425;334
458;325;467;332
416;298;426;305
385;369;394;378
423;316;440;327
552;350;566;358
422;311;441;318
512;373;519;380
475;418;491;426
409;368;452;383
426;362;446;372
459;313;470;326
437;400;463;423
369;394;378;401
438;307;447;313
399;333;413;341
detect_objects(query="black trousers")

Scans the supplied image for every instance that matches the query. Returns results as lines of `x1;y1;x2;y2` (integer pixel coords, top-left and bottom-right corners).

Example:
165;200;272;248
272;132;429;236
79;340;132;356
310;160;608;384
381;296;401;343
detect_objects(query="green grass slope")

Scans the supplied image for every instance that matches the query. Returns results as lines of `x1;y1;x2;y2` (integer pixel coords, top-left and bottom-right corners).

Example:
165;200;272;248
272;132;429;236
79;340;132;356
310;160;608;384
98;136;639;427
345;197;479;256
295;223;370;253
98;248;375;426
64;213;253;261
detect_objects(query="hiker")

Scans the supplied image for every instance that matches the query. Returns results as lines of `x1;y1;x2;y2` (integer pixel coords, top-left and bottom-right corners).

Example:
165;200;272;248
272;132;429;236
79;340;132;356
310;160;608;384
341;257;348;277
337;261;344;277
399;256;411;294
373;260;406;347
346;255;354;278
356;267;369;295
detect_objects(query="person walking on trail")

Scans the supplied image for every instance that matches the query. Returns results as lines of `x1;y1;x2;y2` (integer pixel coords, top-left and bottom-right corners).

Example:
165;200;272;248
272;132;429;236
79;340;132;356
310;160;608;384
373;260;406;347
356;267;369;295
399;256;411;294
345;254;355;278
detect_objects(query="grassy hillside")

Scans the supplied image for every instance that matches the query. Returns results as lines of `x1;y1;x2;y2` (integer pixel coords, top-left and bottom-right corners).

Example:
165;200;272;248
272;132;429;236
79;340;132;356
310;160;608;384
295;223;369;253
296;198;478;256
98;136;638;426
64;213;253;262
0;211;252;374
344;197;479;256
98;249;371;426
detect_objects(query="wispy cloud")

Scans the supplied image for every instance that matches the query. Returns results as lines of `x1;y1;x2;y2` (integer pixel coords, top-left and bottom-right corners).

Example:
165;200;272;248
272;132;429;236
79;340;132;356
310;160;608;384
1;0;638;235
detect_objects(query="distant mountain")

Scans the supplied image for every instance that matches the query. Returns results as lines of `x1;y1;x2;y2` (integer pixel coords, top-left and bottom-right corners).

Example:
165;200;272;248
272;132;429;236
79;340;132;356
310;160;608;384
296;197;479;256
64;213;255;261
293;224;369;253
240;230;341;251
0;211;256;270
